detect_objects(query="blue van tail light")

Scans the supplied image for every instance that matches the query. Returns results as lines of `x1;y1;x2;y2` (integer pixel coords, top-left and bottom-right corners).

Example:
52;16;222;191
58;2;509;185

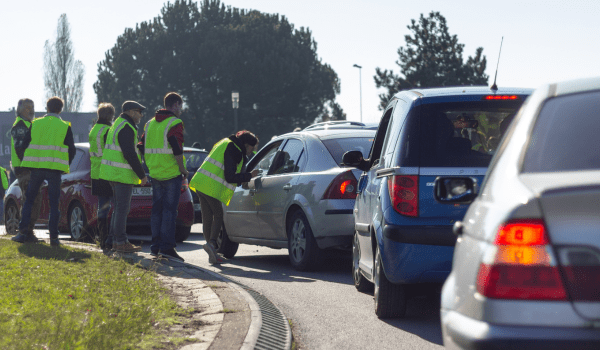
476;219;568;300
322;171;358;200
388;175;418;217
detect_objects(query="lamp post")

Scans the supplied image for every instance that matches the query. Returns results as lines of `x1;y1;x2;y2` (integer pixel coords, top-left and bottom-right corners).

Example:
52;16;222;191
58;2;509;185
232;91;239;132
353;64;362;123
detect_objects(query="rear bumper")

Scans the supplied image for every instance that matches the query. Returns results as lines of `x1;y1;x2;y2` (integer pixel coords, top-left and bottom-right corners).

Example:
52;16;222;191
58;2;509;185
442;309;600;350
383;224;456;246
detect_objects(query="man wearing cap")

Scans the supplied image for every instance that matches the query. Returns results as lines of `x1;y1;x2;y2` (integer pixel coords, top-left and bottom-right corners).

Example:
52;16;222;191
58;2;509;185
15;96;76;246
99;100;148;253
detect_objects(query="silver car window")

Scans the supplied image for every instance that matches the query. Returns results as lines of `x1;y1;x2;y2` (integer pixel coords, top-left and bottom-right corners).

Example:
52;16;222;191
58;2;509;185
271;139;304;175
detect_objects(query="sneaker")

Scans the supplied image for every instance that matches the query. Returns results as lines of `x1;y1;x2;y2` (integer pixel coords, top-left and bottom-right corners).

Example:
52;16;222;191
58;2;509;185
50;238;61;246
11;232;29;243
159;248;184;262
114;241;142;253
203;243;218;264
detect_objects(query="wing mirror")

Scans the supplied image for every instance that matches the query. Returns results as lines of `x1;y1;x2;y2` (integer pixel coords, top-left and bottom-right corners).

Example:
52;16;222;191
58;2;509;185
433;177;477;204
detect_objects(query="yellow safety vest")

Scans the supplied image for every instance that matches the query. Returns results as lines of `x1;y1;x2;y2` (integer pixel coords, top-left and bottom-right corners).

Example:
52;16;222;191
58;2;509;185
21;115;70;173
0;166;8;190
11;116;32;169
189;138;243;206
88;123;111;180
99;116;142;185
144;116;184;181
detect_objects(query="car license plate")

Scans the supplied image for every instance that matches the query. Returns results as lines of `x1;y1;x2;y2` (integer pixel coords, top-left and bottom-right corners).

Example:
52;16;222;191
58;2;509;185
194;203;201;211
132;187;152;196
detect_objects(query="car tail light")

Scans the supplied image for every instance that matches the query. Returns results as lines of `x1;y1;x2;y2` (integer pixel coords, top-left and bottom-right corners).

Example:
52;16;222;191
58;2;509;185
476;219;567;300
557;247;600;301
388;175;418;217
322;171;358;200
181;177;189;193
483;95;519;100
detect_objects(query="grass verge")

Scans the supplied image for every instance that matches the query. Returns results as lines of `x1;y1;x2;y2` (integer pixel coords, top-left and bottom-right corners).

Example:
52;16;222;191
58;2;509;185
0;239;186;350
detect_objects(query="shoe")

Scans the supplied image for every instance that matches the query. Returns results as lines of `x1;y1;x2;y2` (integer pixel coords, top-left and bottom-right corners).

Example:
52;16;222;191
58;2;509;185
11;232;29;243
150;250;159;257
203;243;218;264
25;234;40;243
159;248;184;262
114;241;142;253
50;238;61;246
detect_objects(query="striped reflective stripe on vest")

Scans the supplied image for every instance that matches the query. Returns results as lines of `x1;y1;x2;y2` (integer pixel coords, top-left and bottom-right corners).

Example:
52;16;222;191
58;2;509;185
105;144;123;152
101;159;133;170
21;156;69;166
197;168;236;191
27;144;66;151
205;156;224;169
90;125;109;158
144;117;180;154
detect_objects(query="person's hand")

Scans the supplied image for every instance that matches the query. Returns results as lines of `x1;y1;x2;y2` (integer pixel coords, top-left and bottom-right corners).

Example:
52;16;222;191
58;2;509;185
251;169;259;178
182;169;189;177
141;176;148;186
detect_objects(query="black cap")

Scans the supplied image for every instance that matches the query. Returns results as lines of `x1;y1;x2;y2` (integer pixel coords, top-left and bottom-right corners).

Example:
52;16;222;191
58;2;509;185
122;100;146;112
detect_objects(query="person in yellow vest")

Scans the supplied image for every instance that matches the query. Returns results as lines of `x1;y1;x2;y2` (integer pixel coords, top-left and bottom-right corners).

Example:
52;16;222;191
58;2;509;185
88;103;115;250
141;92;188;262
0;166;9;228
9;99;43;241
14;97;76;246
99;100;148;253
190;130;259;264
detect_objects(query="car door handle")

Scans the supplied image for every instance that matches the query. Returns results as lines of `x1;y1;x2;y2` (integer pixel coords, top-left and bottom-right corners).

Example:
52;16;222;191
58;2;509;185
283;184;292;191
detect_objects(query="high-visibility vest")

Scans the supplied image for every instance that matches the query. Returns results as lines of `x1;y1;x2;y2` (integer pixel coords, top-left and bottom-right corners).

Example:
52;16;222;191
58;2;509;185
99;116;142;185
144;116;184;181
21;115;70;173
0;166;8;190
11;116;32;169
88;123;111;180
189;138;243;206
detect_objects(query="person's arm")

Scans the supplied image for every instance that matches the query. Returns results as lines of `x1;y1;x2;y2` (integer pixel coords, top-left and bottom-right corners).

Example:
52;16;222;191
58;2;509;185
64;126;76;164
118;127;146;180
167;123;187;176
223;143;252;184
11;121;30;161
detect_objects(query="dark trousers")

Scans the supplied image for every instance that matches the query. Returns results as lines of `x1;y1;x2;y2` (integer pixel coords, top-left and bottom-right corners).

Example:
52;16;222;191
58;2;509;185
198;191;223;246
16;169;43;232
109;182;133;245
19;169;61;237
150;176;182;252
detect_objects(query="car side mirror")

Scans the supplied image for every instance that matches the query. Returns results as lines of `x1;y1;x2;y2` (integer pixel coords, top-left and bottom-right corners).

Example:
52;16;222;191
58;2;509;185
433;177;477;204
342;150;363;166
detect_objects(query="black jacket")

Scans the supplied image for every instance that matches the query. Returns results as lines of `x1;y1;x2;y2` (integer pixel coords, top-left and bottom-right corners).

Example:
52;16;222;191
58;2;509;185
223;135;252;184
116;114;146;180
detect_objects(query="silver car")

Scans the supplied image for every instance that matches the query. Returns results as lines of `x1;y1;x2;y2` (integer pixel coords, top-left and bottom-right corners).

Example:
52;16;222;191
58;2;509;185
435;77;600;349
217;128;375;271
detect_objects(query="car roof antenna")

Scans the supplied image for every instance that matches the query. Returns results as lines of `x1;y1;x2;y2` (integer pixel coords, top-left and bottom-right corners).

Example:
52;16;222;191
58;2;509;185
490;36;503;91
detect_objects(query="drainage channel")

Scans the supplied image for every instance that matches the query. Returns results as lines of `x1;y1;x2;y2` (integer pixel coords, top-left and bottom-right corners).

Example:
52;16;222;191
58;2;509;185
237;284;292;350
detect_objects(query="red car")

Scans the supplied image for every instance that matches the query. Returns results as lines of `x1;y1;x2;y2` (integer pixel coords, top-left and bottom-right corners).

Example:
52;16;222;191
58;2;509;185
3;143;194;242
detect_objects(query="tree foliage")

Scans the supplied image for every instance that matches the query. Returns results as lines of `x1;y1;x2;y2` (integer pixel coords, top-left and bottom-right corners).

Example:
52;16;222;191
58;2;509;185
94;0;343;148
44;14;85;112
375;12;488;110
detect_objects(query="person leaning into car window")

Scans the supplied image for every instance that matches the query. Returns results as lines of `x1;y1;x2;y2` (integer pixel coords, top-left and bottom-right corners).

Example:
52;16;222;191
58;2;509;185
88;103;115;250
15;96;76;246
141;92;188;262
189;130;259;264
99;100;148;253
9;98;43;242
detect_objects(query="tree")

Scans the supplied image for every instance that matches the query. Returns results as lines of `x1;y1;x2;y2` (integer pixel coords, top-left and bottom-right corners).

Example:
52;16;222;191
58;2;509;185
43;14;85;112
375;12;488;110
94;0;343;148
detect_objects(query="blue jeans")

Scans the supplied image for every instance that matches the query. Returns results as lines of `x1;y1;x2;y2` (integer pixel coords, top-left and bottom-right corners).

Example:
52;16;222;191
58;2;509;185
20;169;61;237
150;176;182;252
109;182;133;245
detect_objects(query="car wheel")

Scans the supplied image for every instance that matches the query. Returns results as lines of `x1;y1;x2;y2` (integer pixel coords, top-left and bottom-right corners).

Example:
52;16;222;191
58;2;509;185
4;201;20;235
353;231;373;292
287;210;323;271
175;225;192;243
68;202;88;241
216;224;239;259
374;244;406;318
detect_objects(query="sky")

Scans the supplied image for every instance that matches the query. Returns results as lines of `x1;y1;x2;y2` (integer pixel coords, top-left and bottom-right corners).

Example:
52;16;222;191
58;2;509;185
2;0;600;124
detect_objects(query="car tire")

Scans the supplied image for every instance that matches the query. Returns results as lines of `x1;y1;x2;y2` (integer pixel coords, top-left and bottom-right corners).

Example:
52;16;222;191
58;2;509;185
4;201;20;235
287;210;323;271
68;202;89;241
216;224;239;259
374;244;406;318
353;231;373;292
175;225;192;243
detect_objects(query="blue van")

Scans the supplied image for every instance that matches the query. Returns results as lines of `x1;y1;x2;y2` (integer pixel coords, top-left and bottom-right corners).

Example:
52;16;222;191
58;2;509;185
343;86;532;318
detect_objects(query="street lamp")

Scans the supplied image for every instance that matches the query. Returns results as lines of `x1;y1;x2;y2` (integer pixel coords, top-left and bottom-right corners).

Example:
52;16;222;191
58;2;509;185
353;64;362;123
232;91;239;132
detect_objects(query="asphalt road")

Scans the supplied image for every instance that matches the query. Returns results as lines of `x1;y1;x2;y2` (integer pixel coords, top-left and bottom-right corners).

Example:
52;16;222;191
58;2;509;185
21;224;445;350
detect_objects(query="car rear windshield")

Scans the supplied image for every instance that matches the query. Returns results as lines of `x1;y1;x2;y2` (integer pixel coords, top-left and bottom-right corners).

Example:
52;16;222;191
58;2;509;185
419;100;525;167
321;137;374;165
523;90;600;172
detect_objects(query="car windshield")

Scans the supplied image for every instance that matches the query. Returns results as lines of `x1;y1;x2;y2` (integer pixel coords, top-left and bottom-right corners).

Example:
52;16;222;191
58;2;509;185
419;100;525;167
186;151;208;171
321;137;374;165
522;90;600;172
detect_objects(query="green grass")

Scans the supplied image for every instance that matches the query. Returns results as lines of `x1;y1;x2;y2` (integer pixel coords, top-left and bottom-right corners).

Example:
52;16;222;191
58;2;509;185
0;239;182;350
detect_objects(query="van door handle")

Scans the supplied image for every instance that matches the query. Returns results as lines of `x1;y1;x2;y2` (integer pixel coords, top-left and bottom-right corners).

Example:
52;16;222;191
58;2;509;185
283;184;292;191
